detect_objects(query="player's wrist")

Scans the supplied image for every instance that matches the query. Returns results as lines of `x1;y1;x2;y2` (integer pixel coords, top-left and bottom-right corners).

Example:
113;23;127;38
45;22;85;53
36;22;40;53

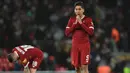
78;21;82;24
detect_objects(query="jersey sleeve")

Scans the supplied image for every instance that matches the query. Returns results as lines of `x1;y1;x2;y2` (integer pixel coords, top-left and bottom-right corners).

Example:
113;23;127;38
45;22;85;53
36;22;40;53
79;17;94;36
12;48;17;53
65;17;76;37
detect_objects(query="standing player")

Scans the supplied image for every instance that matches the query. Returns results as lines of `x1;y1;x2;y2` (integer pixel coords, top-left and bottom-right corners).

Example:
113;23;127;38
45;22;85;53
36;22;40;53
65;1;94;73
7;45;43;73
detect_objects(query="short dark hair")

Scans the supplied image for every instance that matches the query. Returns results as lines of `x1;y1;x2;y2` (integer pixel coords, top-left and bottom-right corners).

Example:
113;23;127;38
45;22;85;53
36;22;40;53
7;54;13;63
74;1;84;9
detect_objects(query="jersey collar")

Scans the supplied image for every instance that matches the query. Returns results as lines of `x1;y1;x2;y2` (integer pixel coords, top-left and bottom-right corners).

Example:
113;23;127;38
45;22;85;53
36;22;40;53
81;15;85;19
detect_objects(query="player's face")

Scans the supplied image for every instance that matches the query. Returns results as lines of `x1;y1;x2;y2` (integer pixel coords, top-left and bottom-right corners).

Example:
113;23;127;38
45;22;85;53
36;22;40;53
13;56;17;62
74;5;84;16
13;53;18;62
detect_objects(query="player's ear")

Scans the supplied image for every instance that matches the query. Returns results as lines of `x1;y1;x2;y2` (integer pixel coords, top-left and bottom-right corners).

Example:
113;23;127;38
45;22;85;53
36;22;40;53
7;53;13;63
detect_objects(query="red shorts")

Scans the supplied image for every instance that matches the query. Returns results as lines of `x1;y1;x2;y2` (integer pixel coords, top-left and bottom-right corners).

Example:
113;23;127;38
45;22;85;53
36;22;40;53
28;56;43;69
71;42;90;67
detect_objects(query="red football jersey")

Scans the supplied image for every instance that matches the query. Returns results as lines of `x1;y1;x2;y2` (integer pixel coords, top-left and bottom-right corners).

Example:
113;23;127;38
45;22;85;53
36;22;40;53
12;45;43;68
65;16;94;67
65;16;94;44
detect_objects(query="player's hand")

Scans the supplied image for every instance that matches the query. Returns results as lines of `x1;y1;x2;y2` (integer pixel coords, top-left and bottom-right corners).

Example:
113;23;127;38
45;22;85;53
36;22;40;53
73;19;78;24
76;15;82;24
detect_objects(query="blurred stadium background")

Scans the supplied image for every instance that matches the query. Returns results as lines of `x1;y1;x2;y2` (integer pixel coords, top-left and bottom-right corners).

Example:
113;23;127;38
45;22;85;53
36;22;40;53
0;0;129;73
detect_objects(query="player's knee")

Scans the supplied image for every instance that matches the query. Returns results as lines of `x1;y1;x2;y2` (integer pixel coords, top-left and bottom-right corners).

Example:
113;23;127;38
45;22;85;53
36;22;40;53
30;68;37;73
81;65;88;70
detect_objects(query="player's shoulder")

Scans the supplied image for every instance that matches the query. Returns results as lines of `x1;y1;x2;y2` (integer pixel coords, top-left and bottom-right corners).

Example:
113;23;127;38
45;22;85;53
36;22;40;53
84;16;92;20
12;46;19;52
84;16;93;22
12;45;22;51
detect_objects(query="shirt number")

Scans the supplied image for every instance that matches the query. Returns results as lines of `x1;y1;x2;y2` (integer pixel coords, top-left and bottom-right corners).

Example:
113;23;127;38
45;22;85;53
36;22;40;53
86;55;89;63
21;45;34;51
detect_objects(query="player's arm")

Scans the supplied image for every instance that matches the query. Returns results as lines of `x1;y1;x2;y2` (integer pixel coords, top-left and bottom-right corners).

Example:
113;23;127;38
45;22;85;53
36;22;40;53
79;17;94;36
65;17;76;36
23;60;30;73
21;56;30;71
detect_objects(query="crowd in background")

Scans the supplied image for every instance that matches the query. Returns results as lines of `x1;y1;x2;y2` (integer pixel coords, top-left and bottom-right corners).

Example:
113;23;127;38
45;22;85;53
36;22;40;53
0;0;129;73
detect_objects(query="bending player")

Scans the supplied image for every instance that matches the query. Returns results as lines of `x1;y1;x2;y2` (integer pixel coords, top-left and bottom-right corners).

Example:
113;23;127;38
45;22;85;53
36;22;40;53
7;45;43;73
65;1;94;73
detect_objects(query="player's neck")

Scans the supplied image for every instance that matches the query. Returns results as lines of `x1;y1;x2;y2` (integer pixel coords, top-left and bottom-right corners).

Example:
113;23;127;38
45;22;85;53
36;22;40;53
80;14;85;19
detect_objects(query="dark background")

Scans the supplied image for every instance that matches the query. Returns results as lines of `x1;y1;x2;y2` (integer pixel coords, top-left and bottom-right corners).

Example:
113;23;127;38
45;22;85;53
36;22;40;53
0;0;129;73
